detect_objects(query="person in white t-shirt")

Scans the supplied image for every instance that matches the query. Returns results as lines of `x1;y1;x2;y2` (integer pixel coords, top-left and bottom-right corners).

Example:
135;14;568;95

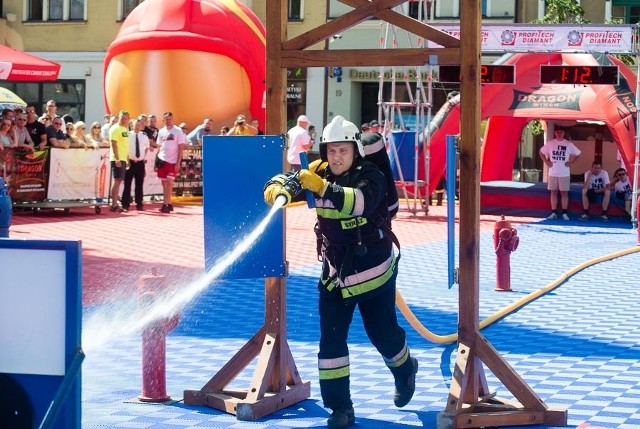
580;161;610;221
610;167;632;220
156;111;186;213
539;126;581;220
286;115;311;171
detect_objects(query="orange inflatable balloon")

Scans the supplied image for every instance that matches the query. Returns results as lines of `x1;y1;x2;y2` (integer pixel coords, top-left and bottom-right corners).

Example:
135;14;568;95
103;0;265;131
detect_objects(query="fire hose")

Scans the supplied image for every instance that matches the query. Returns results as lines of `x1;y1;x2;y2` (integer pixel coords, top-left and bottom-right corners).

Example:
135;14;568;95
395;245;640;344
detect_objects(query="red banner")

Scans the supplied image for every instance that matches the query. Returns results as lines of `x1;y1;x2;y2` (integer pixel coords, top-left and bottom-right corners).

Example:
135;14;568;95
2;148;48;202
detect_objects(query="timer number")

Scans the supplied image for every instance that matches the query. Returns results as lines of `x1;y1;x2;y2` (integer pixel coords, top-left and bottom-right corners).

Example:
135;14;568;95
561;66;591;84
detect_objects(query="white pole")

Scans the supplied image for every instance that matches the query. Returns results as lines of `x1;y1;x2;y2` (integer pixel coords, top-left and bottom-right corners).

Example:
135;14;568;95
604;1;612;21
537;0;545;20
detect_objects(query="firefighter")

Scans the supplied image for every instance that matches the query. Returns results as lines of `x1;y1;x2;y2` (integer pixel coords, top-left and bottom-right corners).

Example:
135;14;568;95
264;115;418;429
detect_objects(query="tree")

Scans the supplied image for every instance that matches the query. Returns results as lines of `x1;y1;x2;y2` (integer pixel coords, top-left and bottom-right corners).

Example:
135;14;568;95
532;0;588;24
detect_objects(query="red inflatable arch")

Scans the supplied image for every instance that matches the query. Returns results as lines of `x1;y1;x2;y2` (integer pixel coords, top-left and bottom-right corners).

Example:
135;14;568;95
422;53;638;195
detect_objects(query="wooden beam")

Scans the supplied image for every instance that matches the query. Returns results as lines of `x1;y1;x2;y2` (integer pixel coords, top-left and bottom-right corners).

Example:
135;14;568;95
340;0;460;48
281;48;460;68
284;0;408;51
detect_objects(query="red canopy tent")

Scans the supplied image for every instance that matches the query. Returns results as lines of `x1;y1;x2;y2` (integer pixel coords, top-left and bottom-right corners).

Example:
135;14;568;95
0;44;60;81
422;52;638;193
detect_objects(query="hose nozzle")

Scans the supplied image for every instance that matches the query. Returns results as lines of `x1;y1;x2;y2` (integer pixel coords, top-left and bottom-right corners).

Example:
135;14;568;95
275;173;303;206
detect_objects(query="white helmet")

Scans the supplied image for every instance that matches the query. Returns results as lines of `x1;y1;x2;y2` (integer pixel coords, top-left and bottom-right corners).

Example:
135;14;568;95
320;115;365;161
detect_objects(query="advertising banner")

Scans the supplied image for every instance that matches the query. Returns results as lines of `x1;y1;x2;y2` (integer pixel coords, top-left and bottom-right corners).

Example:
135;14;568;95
426;24;635;54
46;148;164;201
3;148;48;202
47;148;110;200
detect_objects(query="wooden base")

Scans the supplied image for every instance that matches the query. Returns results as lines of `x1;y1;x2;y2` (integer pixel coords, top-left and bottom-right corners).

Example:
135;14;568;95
184;278;310;421
436;334;567;428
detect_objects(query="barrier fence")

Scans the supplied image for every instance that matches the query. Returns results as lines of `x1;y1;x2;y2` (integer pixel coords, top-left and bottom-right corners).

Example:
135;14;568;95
0;145;202;205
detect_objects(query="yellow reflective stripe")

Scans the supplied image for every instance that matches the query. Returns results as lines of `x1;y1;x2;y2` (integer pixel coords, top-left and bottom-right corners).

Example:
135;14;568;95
385;343;409;368
340;256;396;299
321;277;335;291
316;207;343;219
341;187;355;215
319;366;350;380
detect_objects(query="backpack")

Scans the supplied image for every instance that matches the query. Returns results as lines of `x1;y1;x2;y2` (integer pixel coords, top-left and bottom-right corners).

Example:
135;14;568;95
360;131;399;221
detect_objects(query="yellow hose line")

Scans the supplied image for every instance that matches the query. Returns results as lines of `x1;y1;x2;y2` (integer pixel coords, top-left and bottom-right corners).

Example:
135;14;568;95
396;245;640;344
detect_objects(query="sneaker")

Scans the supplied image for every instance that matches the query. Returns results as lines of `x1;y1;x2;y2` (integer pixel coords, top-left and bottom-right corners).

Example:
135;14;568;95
601;214;609;222
168;204;174;212
561;213;570;221
121;206;129;213
159;204;171;213
109;205;123;213
394;357;418;408
547;212;558;220
579;213;589;221
327;407;355;429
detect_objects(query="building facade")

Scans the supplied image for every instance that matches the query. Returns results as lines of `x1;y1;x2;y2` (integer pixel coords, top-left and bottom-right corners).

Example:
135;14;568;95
0;1;137;123
0;1;636;130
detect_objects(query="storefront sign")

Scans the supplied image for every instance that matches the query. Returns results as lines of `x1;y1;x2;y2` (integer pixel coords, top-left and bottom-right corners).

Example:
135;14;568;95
349;69;430;81
287;82;306;103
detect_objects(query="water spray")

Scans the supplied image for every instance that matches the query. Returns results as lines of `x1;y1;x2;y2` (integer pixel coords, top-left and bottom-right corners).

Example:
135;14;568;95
83;199;286;353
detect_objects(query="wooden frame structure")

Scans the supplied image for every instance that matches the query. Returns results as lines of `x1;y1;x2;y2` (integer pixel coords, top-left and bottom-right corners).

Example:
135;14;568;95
186;1;568;426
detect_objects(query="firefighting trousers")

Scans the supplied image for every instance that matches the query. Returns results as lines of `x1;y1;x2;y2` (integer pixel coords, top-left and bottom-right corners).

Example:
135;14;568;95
317;276;413;410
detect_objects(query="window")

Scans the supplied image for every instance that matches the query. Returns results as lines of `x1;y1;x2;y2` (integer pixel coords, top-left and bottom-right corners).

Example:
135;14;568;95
123;0;144;20
612;1;640;24
2;80;86;122
289;0;303;21
408;1;434;20
27;0;85;21
433;0;498;19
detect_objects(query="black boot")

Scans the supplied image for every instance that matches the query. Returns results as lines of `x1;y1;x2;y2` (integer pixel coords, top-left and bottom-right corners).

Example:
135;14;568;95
327;406;355;428
394;357;418;407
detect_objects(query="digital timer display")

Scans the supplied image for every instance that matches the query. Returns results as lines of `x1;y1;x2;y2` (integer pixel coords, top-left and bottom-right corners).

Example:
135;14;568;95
540;65;619;85
438;65;515;84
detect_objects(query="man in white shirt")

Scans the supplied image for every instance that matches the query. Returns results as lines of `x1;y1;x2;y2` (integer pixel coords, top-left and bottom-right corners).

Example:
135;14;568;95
156;111;186;213
580;161;611;221
286;115;311;171
121;119;150;211
539;126;581;220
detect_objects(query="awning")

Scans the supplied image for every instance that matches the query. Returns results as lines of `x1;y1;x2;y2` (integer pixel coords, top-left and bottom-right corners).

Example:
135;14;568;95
0;45;60;81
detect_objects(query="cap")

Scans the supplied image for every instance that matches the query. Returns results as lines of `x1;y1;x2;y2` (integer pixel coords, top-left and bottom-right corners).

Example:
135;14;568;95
179;122;188;129
297;115;309;123
369;120;380;127
236;115;246;123
361;122;370;130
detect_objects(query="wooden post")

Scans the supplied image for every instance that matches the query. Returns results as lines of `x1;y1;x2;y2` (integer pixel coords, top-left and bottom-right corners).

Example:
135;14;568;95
182;0;311;420
436;1;566;427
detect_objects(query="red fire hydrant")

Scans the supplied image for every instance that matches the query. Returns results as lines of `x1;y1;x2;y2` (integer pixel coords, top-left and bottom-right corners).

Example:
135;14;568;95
494;215;519;292
137;269;180;402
